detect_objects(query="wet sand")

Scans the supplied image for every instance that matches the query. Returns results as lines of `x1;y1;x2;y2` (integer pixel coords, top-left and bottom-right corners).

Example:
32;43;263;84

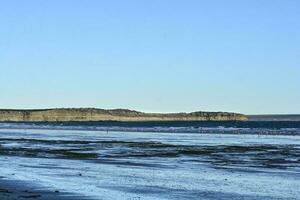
0;179;87;200
0;128;299;199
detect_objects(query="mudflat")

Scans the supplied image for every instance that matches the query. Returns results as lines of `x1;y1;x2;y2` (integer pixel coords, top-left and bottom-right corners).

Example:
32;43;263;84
0;179;87;200
0;124;299;199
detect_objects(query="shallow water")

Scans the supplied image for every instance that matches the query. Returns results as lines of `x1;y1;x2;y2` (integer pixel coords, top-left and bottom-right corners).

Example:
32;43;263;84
0;127;300;199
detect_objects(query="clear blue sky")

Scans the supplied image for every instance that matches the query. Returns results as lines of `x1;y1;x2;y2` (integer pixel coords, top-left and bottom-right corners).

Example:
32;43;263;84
0;0;299;114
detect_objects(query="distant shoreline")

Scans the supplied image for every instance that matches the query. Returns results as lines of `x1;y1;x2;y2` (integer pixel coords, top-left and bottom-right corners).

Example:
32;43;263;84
0;108;247;122
248;115;300;121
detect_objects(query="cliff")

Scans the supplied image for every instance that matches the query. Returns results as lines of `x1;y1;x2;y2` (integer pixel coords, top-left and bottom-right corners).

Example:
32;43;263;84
0;108;248;122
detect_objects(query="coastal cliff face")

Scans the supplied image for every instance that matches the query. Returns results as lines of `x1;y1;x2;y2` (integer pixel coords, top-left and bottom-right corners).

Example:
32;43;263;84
0;109;248;122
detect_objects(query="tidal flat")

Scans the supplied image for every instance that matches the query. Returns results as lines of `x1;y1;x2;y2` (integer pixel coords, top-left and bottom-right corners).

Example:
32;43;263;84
0;125;299;199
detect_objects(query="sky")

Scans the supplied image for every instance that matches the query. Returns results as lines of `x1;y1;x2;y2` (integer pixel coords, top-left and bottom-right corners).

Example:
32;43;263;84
0;0;299;114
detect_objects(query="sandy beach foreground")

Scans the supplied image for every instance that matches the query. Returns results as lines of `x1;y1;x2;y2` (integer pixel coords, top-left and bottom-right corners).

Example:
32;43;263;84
0;179;87;200
0;177;87;200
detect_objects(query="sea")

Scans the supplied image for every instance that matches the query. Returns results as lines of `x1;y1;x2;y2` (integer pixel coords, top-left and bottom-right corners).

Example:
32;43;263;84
0;121;300;199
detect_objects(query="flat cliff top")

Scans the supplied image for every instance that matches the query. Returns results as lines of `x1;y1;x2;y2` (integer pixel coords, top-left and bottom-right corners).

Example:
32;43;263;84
0;108;248;122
